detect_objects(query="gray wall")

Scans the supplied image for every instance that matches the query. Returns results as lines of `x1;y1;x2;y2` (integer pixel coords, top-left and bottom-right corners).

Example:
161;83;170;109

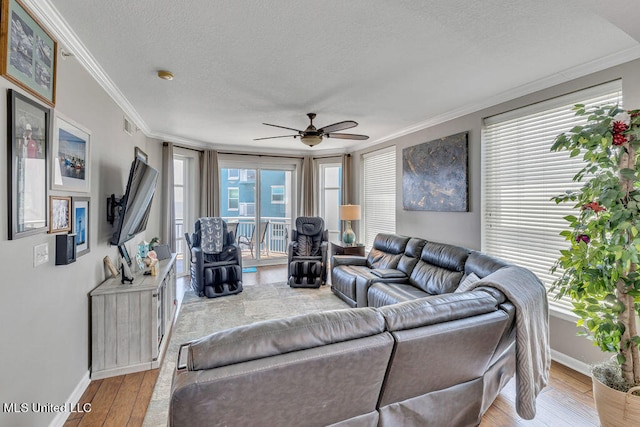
353;58;640;371
0;56;162;426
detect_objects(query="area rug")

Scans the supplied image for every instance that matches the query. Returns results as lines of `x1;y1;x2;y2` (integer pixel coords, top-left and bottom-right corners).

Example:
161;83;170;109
142;282;349;427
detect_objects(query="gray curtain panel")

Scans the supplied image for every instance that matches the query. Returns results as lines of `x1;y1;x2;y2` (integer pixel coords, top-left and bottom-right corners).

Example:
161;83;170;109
341;153;351;204
298;155;315;217
199;149;220;217
161;142;176;251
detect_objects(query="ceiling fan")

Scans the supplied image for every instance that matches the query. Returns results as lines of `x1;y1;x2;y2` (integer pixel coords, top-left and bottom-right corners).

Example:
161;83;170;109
255;113;369;147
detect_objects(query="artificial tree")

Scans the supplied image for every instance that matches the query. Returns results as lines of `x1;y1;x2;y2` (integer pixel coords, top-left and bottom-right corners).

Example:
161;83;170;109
550;104;640;390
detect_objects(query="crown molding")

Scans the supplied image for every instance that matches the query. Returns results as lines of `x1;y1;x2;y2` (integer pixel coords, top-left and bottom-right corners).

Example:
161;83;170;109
21;0;151;134
148;130;348;157
366;45;640;148
21;1;640;153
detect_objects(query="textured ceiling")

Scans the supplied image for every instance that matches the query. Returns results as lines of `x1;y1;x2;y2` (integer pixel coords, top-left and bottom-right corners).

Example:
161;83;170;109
29;1;640;154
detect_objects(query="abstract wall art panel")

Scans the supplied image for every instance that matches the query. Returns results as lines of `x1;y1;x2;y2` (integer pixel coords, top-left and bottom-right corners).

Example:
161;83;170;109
402;131;468;212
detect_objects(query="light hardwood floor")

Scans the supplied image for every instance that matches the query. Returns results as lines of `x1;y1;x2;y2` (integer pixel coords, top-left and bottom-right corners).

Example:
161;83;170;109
65;266;599;426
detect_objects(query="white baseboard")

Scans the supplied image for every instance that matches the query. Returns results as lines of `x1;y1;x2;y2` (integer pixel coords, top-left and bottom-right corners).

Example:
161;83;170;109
48;370;91;427
551;349;592;377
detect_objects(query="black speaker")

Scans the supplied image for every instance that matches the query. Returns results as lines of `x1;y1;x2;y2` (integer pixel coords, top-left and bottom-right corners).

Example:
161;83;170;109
56;234;77;265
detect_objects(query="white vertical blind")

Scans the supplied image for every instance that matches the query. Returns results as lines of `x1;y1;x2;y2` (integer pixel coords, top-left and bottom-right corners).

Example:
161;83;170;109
482;80;623;313
363;147;396;249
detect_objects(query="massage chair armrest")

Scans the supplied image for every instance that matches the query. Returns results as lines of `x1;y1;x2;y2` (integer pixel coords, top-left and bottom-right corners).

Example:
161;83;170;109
226;243;242;264
191;247;205;295
287;241;297;276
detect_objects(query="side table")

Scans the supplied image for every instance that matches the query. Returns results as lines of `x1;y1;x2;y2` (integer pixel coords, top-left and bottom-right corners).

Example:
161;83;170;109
331;241;365;257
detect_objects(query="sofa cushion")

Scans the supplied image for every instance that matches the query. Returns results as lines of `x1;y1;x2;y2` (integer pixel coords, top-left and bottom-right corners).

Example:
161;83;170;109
409;263;464;295
378;290;500;331
420;241;470;271
397;238;427;275
368;283;430;307
465;251;511;278
187;307;385;371
456;272;480;293
409;242;470;294
367;234;411;269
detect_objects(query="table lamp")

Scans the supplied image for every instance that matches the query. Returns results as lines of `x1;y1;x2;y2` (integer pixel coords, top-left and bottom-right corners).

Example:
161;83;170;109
340;204;361;245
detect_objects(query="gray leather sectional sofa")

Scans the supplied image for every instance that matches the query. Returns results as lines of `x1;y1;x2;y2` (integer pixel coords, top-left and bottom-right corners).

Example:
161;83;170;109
331;233;509;308
169;233;549;426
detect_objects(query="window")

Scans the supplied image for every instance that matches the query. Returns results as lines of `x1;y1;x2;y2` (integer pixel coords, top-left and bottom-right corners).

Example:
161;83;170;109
240;169;256;182
173;149;198;277
319;163;342;243
239;202;255;217
362;147;396;249
228;168;239;180
271;185;285;204
228;187;239;211
482;80;622;315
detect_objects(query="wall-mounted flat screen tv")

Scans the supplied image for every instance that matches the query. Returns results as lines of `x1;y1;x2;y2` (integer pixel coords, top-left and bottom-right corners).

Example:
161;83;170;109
109;158;159;246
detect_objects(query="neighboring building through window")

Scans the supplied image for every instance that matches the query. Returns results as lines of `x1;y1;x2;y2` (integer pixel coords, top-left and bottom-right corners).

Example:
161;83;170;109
228;187;239;211
239;202;255;217
271;185;285;204
240;169;256;182
220;169;289;219
482;80;622;314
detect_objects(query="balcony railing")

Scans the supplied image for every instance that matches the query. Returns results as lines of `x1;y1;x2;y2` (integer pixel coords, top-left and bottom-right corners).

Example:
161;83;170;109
223;216;291;258
178;217;291;263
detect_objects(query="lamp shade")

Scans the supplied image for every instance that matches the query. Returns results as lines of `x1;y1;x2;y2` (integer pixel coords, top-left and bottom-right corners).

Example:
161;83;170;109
340;205;361;221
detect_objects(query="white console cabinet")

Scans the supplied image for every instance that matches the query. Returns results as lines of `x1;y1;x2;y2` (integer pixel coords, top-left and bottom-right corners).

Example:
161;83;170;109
90;254;177;379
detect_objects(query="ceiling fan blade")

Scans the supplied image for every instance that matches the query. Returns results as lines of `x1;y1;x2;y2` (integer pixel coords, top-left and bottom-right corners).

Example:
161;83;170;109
318;120;358;133
253;135;298;141
262;123;303;133
325;133;369;140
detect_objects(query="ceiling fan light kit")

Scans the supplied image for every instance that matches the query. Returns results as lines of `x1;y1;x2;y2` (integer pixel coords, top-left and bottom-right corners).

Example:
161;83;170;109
255;113;369;147
301;134;323;147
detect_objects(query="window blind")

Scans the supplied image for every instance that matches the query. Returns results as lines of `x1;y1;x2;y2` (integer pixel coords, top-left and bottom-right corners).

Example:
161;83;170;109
363;147;396;249
482;80;623;315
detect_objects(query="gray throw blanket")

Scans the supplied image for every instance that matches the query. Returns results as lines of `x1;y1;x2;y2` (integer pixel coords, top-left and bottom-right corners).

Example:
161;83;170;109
199;217;224;254
470;266;550;420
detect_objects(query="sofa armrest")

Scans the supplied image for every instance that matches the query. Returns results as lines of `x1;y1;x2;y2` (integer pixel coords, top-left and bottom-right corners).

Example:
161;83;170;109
371;268;406;279
331;255;367;267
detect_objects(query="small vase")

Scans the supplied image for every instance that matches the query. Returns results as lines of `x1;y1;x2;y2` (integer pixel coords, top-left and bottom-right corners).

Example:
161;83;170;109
593;374;640;427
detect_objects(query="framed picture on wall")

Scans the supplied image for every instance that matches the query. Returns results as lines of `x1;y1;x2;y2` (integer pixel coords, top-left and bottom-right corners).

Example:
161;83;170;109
72;197;90;257
0;0;57;106
7;89;50;239
52;113;91;192
49;195;71;234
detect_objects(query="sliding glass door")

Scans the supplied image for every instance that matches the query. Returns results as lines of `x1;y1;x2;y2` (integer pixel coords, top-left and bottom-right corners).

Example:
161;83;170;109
173;149;198;277
220;158;297;266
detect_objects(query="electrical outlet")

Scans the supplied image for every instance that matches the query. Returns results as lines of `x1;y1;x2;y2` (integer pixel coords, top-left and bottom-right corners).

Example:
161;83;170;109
34;243;48;267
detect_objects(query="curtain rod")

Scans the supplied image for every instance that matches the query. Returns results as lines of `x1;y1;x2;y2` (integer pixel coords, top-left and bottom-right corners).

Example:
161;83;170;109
170;142;350;160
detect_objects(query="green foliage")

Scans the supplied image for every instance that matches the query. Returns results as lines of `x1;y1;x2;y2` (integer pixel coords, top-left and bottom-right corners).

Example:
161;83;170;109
550;105;640;379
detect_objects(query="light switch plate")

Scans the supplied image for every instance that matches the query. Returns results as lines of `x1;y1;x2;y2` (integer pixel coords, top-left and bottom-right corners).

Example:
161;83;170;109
34;243;49;267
